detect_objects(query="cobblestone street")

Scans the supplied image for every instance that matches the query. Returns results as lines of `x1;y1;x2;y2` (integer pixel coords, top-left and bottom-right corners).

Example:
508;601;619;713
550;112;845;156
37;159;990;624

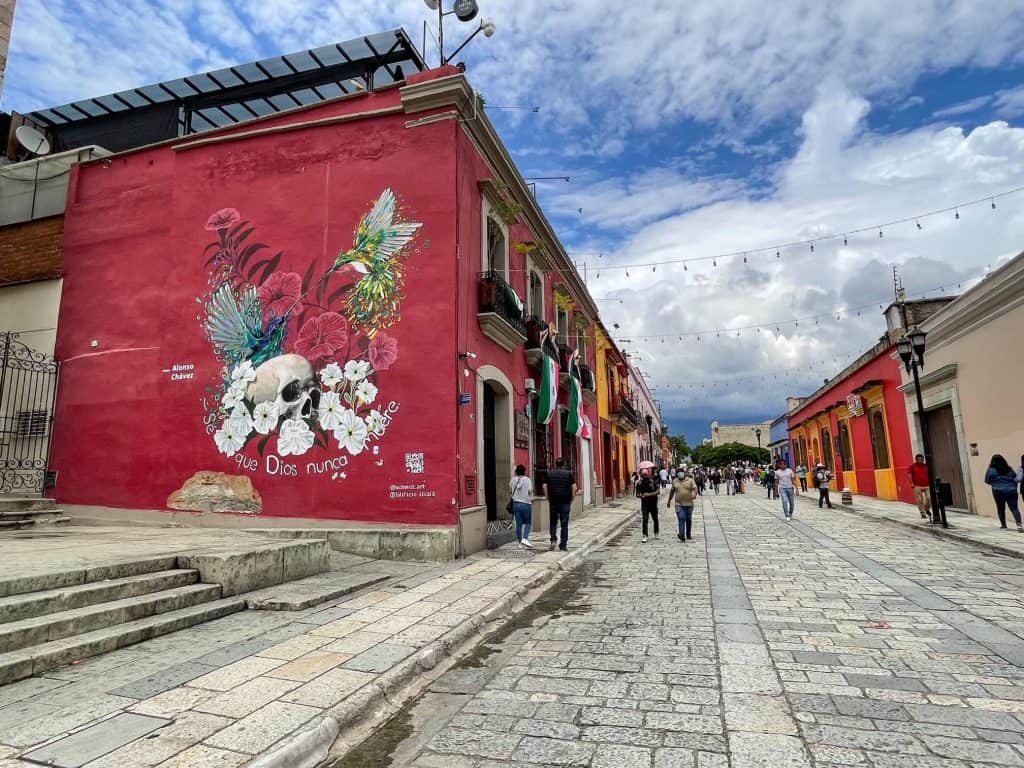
391;492;1024;768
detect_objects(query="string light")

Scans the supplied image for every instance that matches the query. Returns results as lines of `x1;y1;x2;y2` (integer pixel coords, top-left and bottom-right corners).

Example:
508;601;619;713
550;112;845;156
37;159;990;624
810;243;814;253
916;220;922;230
878;228;883;238
843;237;847;246
991;199;996;209
955;208;960;220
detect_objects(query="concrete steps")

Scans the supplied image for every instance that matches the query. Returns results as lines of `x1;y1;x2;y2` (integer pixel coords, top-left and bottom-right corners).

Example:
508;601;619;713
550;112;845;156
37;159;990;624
0;557;240;685
0;597;246;685
0;497;72;529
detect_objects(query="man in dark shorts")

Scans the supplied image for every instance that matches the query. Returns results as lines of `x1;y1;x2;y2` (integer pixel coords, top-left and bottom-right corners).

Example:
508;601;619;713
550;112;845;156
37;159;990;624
636;467;660;543
543;458;577;551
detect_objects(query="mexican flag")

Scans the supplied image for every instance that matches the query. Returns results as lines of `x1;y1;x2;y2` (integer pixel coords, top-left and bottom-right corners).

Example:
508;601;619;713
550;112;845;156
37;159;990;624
566;350;584;436
536;329;559;425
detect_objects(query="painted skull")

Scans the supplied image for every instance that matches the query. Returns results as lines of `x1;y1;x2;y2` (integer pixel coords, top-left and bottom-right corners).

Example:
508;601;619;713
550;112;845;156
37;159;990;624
246;354;320;421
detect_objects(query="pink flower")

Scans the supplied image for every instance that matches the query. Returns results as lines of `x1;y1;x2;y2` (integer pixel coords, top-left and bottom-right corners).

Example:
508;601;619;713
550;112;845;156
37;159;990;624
368;333;398;371
258;272;302;318
295;312;349;361
205;208;240;231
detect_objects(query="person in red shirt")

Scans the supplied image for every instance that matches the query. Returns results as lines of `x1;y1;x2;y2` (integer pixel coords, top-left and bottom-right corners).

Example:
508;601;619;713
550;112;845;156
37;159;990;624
909;454;931;520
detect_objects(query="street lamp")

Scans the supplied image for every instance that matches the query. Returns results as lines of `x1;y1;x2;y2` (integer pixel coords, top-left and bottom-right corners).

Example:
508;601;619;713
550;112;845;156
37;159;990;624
645;414;654;463
897;329;947;528
424;0;496;66
755;427;762;460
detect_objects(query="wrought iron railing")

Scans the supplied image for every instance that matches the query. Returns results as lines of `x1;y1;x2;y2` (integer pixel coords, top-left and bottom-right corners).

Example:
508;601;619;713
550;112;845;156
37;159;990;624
478;271;526;336
0;333;59;496
610;391;640;427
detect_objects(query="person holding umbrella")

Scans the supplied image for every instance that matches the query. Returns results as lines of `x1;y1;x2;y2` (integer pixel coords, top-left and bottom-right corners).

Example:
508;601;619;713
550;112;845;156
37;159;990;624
637;462;660;543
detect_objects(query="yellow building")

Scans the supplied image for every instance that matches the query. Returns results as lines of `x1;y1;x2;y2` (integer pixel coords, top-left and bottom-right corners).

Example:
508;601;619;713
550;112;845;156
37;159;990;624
595;324;641;498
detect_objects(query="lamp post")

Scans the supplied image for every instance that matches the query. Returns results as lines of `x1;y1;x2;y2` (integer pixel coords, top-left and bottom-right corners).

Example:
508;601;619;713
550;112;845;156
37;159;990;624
755;428;762;461
897;329;947;528
424;0;496;66
645;414;654;464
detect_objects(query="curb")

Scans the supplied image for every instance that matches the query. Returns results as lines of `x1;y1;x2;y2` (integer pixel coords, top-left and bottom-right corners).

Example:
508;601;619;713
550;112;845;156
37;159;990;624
797;497;1024;562
247;508;635;768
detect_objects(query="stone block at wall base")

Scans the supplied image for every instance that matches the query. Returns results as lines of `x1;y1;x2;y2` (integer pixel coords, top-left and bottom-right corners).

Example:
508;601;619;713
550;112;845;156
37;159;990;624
459;506;486;556
178;539;330;596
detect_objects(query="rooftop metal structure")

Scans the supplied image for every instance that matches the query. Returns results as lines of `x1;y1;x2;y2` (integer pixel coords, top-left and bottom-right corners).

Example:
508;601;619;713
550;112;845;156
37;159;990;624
23;29;425;154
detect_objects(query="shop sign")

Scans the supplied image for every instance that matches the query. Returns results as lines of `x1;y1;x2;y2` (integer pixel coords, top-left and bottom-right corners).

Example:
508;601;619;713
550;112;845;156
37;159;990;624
846;394;865;416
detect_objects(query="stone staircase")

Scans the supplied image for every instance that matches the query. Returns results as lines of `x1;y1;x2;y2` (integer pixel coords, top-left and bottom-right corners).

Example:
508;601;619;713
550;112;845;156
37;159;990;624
0;556;246;685
0;497;72;529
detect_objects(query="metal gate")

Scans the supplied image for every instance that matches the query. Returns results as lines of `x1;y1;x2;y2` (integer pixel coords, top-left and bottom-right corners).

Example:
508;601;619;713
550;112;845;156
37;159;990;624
0;333;59;496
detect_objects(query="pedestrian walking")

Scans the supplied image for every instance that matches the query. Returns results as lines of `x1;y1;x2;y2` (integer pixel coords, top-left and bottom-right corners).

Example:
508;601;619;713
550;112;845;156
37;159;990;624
765;467;777;499
542;458;577;551
908;454;932;520
667;469;698;541
711;468;721;494
509;464;534;549
984;454;1023;532
724;465;734;495
775;459;797;520
637;468;660;543
814;463;833;508
659;466;669;489
796;464;808;492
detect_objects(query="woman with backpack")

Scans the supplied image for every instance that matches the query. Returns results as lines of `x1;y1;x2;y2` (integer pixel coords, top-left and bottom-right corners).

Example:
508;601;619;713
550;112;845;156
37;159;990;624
510;464;534;548
984;454;1023;532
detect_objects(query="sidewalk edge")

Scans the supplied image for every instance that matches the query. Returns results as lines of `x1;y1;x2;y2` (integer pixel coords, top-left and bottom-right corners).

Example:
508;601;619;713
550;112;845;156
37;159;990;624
246;507;634;768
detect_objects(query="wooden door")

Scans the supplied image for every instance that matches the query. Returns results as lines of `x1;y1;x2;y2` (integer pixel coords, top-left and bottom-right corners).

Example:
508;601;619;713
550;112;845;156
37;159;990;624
924;404;968;509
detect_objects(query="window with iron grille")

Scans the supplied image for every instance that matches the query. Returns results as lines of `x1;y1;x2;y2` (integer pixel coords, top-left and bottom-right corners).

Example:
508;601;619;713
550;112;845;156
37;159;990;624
16;410;49;438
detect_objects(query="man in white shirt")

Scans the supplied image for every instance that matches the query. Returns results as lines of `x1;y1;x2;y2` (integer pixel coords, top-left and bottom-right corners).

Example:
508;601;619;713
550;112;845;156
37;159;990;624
658;467;669;489
775;459;798;521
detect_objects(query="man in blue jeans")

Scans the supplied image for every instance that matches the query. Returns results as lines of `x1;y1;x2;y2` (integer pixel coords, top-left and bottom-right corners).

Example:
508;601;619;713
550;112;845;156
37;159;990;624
542;458;577;551
667;469;698;541
775;459;798;520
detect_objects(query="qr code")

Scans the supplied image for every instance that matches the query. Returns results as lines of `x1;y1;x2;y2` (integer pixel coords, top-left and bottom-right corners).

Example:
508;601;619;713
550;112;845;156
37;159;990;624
405;452;425;474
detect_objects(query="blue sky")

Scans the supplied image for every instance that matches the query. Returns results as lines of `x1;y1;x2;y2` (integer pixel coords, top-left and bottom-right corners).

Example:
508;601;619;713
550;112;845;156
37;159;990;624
8;1;1024;443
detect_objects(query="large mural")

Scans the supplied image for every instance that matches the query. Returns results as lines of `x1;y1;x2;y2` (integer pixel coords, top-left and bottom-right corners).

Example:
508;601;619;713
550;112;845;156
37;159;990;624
198;189;422;482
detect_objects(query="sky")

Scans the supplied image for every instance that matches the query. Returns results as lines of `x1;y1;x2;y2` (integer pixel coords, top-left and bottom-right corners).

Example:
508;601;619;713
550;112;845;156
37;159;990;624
7;0;1024;443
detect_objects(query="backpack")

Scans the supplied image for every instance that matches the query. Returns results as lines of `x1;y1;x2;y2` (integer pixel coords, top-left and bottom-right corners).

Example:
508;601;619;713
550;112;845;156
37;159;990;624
815;470;828;487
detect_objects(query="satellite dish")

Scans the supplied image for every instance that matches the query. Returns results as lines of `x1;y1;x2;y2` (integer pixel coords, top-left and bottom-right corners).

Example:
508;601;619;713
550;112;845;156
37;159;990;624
454;0;479;22
15;125;50;156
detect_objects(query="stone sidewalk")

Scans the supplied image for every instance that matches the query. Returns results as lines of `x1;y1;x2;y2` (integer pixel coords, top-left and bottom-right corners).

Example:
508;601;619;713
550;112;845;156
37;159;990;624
0;502;635;768
788;488;1024;559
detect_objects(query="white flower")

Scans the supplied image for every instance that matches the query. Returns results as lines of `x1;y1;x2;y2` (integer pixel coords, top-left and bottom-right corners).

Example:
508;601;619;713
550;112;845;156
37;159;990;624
252;401;279;435
320;362;344;389
365;409;386;436
343;360;370;383
277;418;314;457
222;381;247;409
214;423;246;457
354;380;378;406
334;409;368;455
231;360;257;385
318;391;346;431
227;404;254;435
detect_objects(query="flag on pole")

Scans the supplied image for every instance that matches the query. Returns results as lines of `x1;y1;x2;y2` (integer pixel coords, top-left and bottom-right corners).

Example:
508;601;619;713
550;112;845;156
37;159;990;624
566;348;584;437
536;326;559;425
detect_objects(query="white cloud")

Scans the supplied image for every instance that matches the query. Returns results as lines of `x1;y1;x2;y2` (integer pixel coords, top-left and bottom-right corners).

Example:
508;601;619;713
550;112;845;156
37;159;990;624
586;93;1024;423
994;85;1024;118
932;94;992;119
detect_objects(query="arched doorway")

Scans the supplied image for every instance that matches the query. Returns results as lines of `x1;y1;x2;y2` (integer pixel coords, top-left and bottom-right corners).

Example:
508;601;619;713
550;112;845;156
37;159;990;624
476;367;514;522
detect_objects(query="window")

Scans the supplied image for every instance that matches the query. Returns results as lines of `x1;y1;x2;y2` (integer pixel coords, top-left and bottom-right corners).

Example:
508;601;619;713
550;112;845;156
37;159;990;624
811;437;819;466
532;399;552;490
528;271;544;321
485;213;507;276
560;409;577;476
821;427;834;470
838;421;854;469
16;410;48;438
577;328;587;364
868;406;891;469
556;307;569;344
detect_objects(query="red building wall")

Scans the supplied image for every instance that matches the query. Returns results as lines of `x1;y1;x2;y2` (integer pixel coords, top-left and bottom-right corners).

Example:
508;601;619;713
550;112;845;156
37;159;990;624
51;90;466;525
788;347;915;504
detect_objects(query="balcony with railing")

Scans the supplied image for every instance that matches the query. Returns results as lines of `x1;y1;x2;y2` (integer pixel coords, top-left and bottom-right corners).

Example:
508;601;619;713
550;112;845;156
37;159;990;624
578;363;597;405
477;271;527;352
609;390;640;430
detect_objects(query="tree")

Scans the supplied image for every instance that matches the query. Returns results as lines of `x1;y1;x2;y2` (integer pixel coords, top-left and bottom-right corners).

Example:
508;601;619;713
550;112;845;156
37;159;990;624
690;441;768;467
668;434;690;463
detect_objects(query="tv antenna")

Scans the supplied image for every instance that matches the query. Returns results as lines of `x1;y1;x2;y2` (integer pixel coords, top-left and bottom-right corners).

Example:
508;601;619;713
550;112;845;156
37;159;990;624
15;125;52;220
